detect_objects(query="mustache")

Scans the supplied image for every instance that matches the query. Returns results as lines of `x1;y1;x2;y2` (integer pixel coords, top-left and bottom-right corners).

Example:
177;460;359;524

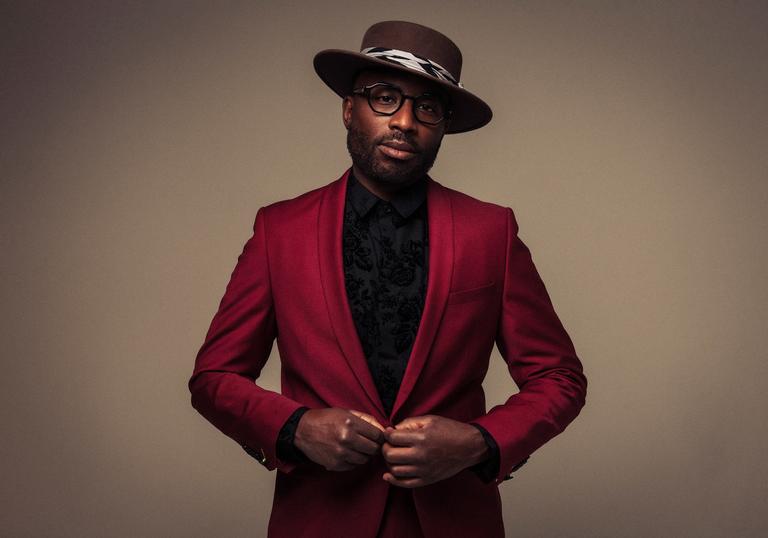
376;132;420;153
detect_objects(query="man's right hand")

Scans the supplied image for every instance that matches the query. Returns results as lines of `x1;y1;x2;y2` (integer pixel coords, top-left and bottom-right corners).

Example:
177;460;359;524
294;408;385;471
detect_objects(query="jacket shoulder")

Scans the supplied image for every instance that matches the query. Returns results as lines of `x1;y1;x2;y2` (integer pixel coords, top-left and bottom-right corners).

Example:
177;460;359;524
262;181;330;216
257;175;343;229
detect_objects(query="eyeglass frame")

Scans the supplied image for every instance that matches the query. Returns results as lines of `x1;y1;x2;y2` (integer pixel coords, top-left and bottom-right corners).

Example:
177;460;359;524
350;82;452;126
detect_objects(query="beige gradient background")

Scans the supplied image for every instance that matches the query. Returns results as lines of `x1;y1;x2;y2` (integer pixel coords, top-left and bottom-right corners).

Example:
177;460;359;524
2;1;767;537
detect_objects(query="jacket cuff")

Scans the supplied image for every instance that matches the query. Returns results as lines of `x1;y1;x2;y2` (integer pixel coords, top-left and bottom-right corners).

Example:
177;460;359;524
469;422;529;483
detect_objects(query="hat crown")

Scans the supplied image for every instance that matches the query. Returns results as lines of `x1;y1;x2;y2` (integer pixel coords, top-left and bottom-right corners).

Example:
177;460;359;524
360;21;463;83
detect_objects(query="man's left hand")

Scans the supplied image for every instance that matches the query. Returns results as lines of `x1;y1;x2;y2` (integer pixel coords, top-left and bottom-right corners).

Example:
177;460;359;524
381;415;489;488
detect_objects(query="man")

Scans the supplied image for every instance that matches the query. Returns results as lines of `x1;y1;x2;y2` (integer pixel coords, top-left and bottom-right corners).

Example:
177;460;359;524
189;20;587;538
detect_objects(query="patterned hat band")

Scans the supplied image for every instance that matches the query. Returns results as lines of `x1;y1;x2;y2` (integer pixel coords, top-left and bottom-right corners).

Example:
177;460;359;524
361;47;464;89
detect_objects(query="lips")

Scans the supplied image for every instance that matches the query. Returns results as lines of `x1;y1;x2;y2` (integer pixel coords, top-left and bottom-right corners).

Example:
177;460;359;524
378;140;418;161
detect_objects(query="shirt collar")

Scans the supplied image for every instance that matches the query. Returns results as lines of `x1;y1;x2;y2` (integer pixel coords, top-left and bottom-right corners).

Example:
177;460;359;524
347;171;427;219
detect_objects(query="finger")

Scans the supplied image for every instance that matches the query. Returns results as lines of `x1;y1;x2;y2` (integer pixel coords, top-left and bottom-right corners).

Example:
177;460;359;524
382;472;425;489
387;465;421;478
327;460;356;472
342;449;369;466
381;445;419;464
384;428;425;446
346;433;382;456
349;410;385;432
346;415;385;443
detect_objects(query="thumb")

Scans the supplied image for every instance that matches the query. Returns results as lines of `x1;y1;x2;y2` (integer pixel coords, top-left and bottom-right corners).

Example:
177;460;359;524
393;415;429;431
349;410;385;432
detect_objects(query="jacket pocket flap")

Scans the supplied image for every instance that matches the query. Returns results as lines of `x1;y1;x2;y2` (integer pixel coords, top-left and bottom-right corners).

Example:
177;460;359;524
447;282;496;305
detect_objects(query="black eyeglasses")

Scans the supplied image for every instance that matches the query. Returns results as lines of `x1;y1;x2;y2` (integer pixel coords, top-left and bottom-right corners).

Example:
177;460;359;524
351;82;450;125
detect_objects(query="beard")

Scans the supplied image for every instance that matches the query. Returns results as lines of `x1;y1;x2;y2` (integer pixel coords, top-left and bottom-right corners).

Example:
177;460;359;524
346;125;441;187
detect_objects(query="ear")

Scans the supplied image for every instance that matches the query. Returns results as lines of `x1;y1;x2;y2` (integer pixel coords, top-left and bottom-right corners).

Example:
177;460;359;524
342;96;353;130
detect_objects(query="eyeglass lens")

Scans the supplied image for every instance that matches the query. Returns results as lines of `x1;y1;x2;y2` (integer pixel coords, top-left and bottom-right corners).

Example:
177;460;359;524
367;85;445;124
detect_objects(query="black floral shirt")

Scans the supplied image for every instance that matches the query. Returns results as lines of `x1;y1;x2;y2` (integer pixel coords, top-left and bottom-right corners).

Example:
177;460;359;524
343;171;429;414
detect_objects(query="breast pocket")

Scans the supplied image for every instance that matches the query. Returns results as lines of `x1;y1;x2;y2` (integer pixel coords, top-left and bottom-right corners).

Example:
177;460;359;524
447;281;497;305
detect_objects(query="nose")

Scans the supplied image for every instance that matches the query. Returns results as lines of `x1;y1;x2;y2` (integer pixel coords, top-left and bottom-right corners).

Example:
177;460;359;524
388;97;417;132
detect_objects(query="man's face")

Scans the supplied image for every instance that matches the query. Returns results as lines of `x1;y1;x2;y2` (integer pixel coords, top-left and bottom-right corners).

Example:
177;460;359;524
343;69;448;189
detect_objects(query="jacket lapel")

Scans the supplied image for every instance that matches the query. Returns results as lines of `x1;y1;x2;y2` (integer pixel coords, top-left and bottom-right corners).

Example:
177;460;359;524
391;178;453;419
318;169;386;416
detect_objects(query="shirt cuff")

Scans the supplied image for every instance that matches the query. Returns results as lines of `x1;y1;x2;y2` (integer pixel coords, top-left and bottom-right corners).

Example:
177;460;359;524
276;406;311;464
468;422;501;483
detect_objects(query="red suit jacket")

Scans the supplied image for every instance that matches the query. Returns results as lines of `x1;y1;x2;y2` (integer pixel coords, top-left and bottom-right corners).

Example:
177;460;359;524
189;169;587;537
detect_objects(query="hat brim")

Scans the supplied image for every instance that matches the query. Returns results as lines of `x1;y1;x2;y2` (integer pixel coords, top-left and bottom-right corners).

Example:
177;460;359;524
313;49;492;134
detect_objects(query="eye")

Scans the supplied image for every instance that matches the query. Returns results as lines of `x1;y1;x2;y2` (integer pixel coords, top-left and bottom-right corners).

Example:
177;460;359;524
416;98;443;116
371;86;400;106
417;102;436;113
374;94;397;104
368;85;401;108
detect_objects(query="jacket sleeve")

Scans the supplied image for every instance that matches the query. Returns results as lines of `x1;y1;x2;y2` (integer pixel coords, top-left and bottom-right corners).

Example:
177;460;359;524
188;207;304;473
471;207;588;484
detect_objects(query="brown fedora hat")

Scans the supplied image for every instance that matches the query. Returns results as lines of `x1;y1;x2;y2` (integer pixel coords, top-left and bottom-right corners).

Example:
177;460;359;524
314;20;492;134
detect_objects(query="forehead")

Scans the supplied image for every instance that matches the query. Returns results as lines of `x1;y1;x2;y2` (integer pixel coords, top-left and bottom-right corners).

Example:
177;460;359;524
353;68;444;96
